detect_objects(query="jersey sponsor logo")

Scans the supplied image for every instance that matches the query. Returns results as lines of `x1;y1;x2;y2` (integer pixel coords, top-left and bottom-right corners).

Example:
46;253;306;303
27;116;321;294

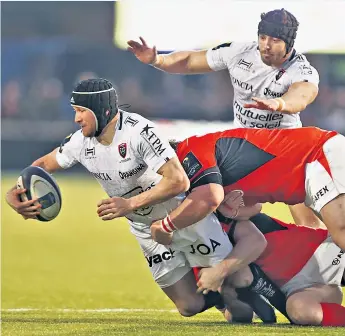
119;163;145;179
58;133;73;153
212;42;232;50
124;116;139;127
332;249;344;266
231;76;253;92
92;172;112;181
182;152;202;179
263;87;284;98
118;143;127;158
252;277;276;297
189;239;221;255
85;147;96;159
234;101;283;128
312;186;329;203
146;248;175;267
122;182;155;216
140;124;166;156
300;64;313;76
236;59;253;72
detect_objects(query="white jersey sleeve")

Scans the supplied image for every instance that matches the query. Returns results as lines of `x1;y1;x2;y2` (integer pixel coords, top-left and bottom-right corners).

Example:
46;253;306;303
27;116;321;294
206;41;255;71
55;130;83;169
131;117;177;173
290;56;320;87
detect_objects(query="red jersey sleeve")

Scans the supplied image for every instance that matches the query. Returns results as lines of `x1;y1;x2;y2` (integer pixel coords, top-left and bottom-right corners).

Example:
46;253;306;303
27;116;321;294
177;135;222;190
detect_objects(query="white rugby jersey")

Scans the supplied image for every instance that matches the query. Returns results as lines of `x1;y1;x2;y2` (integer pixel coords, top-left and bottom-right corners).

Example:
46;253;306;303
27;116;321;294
56;110;181;230
206;41;319;129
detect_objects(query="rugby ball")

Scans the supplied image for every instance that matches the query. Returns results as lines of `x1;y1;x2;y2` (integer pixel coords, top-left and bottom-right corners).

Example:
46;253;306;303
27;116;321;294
17;166;62;221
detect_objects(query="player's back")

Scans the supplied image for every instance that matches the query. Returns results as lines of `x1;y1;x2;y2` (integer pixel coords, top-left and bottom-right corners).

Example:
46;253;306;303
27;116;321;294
177;127;337;204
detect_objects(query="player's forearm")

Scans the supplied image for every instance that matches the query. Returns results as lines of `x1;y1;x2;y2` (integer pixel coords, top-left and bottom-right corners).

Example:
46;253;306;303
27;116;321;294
169;196;218;230
153;51;209;74
279;84;318;114
217;232;267;278
128;176;189;211
31;149;62;173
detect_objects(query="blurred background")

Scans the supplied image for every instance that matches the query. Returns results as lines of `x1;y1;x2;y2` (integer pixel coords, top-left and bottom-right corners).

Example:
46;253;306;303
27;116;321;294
2;0;345;170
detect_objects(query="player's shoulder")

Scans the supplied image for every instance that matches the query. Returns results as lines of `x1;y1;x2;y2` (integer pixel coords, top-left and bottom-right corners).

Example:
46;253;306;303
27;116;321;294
211;41;257;54
288;51;318;73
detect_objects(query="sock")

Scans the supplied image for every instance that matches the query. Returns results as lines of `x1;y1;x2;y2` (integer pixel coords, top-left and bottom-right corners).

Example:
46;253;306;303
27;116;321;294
321;303;345;326
201;291;225;312
236;287;276;323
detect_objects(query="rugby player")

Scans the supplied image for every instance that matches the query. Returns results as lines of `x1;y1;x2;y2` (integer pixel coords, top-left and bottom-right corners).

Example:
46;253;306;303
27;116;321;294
199;213;345;326
127;8;322;228
6;78;233;317
150;126;345;254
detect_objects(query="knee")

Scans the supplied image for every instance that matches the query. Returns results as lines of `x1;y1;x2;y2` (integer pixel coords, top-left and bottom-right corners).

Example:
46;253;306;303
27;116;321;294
176;296;204;317
228;268;254;288
287;297;323;325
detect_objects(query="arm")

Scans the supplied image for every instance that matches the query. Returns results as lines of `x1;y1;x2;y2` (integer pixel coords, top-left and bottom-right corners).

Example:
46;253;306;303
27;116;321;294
244;81;318;114
197;220;267;293
127;37;212;74
31;148;63;173
279;81;318;114
6;148;63;218
97;157;190;220
168;183;224;229
152;50;212;74
128;157;190;210
217;220;267;278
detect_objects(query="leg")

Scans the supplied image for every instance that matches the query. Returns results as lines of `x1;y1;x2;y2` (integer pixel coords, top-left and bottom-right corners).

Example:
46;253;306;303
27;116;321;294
160;268;206;317
320;194;345;250
286;285;345;326
289;203;325;228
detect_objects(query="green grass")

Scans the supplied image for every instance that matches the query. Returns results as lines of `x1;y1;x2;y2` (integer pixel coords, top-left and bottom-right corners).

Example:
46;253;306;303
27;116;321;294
2;176;345;335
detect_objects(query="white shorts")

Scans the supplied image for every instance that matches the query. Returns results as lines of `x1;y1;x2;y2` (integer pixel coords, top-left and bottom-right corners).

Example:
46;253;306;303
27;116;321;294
305;134;345;212
130;213;233;288
281;236;345;297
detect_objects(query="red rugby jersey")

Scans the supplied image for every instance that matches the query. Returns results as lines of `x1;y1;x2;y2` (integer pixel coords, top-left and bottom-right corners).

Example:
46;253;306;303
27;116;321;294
176;127;337;205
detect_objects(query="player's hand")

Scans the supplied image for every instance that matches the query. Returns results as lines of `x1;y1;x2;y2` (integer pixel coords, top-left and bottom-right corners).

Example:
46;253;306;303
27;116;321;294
196;266;226;294
151;220;173;245
6;188;41;220
218;190;244;219
243;97;280;111
127;37;157;65
97;196;133;220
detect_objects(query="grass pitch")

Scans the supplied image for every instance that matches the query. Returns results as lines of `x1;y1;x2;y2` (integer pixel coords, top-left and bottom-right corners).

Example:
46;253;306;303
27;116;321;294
2;175;344;335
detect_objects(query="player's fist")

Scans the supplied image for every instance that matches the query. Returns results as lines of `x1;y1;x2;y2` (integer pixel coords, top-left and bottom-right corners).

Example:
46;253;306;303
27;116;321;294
151;220;173;245
127;37;157;65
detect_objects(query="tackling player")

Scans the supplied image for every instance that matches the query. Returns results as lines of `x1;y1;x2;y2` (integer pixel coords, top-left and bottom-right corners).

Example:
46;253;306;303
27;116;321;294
5;78;230;318
150;126;345;254
199;213;345;326
127;8;321;228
